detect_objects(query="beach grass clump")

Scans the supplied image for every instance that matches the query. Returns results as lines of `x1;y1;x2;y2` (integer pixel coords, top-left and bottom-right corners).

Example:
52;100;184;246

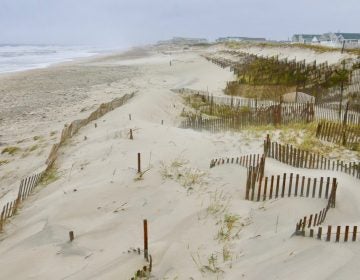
298;136;334;155
216;214;240;242
1;146;21;155
0;159;10;166
180;168;207;188
350;142;360;153
191;251;224;275
131;265;151;279
182;94;208;110
40;165;59;185
29;144;39;152
206;190;229;216
160;158;207;189
222;245;232;262
159;158;188;179
21;144;42;158
204;253;222;273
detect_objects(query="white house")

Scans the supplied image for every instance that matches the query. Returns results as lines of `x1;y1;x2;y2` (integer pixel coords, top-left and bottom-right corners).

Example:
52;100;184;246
292;34;321;44
320;33;360;46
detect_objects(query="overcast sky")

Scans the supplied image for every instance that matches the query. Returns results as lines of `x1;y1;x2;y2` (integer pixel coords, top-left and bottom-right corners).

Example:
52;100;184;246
0;0;359;46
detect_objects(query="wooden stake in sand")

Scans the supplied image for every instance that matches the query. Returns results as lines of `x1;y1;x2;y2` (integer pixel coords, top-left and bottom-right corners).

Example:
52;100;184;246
69;231;74;242
137;153;141;173
143;219;148;261
130;129;133;140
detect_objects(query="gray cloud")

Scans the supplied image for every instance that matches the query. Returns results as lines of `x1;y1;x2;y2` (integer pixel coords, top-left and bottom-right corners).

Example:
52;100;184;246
0;0;359;46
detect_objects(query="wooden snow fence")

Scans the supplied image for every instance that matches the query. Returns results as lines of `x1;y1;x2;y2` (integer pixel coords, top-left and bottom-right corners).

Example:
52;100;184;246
175;87;278;108
295;180;336;234
0;171;44;231
316;121;360;148
177;87;359;125
245;166;338;233
263;136;360;179
315;103;360;126
180;102;315;132
300;225;359;242
46;92;135;168
209;153;265;171
209;153;266;200
0;92;135;233
246;171;336;203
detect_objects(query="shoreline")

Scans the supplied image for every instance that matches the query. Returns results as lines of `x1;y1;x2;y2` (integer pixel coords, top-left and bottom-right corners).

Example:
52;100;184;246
0;46;131;78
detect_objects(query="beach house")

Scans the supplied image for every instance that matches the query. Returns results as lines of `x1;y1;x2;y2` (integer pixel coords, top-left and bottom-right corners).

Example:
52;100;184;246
320;33;360;46
291;34;321;44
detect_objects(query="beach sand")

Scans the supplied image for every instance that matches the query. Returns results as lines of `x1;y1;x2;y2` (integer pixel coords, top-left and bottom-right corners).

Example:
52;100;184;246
0;44;359;279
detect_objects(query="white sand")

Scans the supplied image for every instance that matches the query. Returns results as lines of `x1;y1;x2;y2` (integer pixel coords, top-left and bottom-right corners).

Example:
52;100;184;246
0;46;359;279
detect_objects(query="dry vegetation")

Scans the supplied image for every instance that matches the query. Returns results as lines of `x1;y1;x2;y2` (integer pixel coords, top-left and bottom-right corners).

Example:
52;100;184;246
226;41;360;56
225;54;353;101
1;146;21;156
182;92;359;159
160;157;207;190
39;165;59;185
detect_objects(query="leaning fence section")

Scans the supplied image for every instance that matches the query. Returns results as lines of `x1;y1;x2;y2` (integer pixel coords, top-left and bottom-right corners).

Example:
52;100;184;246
0;171;44;231
263;135;360;179
316;121;360;148
209;153;265;171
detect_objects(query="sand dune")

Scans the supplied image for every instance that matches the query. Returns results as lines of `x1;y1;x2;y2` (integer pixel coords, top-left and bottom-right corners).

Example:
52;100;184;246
0;46;359;279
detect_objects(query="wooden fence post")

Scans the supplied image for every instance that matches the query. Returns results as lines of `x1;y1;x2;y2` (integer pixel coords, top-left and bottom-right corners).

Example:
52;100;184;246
269;175;274;199
0;209;4;231
130;129;133;140
317;227;322;239
353;226;357;242
343;101;349;126
263;177;268;201
326;226;332;242
336;226;340;242
331;178;337;207
275;175;280;198
245;168;251;200
138;153;141;173
281;173;286;198
344;226;349;242
257;178;262;201
69;231;74;242
288;173;293;197
144;219;149;261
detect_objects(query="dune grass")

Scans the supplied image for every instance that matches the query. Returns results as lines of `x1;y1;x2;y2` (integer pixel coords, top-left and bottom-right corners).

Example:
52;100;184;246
1;146;21;155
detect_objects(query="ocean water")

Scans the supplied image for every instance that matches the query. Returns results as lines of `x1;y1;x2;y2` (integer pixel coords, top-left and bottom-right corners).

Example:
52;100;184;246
0;44;112;74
